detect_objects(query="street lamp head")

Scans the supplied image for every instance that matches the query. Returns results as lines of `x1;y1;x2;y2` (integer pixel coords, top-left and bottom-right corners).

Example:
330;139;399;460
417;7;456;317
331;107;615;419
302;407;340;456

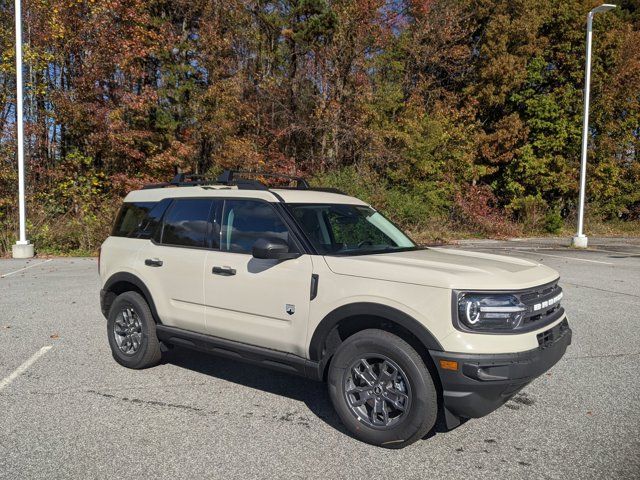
591;4;617;14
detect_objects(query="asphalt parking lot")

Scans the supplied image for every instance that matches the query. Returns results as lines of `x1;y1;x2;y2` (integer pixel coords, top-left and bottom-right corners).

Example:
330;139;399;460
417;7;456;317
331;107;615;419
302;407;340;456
1;237;639;479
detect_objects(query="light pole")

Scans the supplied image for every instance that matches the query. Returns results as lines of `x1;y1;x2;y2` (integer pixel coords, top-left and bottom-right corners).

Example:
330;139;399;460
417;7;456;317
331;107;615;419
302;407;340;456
11;0;34;258
572;3;616;249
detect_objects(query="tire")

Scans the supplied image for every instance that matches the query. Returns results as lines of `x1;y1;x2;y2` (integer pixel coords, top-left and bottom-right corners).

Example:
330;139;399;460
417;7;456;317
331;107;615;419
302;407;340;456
327;329;438;448
107;291;161;369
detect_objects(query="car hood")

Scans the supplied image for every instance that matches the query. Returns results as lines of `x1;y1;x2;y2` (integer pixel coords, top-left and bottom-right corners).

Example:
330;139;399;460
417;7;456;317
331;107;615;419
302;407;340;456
323;247;559;290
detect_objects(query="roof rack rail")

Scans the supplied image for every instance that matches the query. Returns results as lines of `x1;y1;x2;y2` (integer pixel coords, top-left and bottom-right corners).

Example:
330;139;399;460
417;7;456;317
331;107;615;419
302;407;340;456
142;172;268;190
142;173;213;189
305;187;345;194
218;170;310;190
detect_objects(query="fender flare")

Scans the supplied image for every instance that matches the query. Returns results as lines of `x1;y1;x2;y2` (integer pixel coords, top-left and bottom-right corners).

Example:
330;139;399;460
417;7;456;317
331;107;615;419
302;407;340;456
102;272;161;323
308;302;443;361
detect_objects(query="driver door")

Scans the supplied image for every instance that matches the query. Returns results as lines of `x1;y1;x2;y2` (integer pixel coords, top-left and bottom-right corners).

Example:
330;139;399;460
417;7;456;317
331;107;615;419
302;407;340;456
203;199;313;356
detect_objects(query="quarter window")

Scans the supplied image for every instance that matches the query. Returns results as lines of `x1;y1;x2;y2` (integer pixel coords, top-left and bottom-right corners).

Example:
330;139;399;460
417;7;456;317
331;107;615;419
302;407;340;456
112;202;155;237
160;199;214;248
221;200;290;254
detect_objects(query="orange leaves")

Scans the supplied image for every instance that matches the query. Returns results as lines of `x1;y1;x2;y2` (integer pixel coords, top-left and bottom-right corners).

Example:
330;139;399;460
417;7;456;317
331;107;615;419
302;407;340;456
0;0;639;254
146;141;196;177
478;114;529;166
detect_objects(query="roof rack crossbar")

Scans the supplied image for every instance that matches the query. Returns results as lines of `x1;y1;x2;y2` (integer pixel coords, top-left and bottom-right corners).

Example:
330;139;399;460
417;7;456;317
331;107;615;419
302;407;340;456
142;169;321;194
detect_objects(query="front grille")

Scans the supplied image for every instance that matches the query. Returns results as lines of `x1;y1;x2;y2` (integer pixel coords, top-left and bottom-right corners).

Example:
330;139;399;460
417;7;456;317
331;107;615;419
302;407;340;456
519;281;564;329
537;319;570;348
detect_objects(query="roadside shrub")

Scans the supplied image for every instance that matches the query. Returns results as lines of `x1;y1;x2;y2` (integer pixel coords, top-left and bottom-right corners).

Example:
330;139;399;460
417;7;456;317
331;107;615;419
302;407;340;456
0;211;17;255
508;195;548;232
0;151;119;256
314;166;447;232
452;184;520;238
544;210;563;234
28;199;118;256
313;166;382;206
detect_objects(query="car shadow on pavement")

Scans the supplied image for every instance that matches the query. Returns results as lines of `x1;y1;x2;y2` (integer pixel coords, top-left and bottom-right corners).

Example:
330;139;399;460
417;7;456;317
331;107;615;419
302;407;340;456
161;347;352;437
162;346;452;443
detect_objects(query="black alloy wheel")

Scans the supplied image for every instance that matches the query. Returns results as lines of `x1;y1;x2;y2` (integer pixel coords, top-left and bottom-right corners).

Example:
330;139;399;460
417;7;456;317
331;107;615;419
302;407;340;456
328;329;438;448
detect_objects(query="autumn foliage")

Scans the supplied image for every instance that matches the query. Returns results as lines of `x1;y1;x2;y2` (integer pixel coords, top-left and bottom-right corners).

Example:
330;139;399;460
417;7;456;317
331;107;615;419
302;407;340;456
0;0;639;253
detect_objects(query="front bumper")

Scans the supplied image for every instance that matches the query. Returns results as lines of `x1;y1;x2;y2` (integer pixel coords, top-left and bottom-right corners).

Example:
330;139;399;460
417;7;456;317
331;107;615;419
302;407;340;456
430;319;571;424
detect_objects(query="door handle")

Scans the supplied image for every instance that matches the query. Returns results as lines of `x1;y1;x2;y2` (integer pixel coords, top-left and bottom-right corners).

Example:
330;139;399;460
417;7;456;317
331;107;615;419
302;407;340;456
145;258;163;267
212;266;236;276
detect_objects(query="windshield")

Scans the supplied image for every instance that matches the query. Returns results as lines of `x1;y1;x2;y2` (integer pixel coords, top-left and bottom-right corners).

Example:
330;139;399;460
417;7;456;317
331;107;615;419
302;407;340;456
288;204;418;256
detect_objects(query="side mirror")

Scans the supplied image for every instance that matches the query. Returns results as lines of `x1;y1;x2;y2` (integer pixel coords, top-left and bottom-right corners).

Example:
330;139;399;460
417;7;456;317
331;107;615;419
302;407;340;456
252;238;301;261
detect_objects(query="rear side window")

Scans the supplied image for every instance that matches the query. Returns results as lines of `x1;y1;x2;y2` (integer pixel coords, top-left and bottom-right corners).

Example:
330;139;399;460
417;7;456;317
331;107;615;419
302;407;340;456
160;199;214;248
221;200;290;254
112;202;155;237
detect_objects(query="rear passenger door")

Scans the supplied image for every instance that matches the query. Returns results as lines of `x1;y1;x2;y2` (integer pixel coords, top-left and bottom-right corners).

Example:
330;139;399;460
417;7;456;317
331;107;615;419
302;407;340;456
203;199;313;356
139;198;220;334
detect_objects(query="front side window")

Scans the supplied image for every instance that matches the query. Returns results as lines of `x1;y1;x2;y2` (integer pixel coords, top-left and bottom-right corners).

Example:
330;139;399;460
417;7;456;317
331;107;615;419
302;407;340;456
221;200;291;254
289;204;416;255
160;199;214;248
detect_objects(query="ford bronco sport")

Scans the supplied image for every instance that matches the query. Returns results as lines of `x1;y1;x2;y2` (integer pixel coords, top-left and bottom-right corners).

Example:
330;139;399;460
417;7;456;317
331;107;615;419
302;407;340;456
99;170;571;448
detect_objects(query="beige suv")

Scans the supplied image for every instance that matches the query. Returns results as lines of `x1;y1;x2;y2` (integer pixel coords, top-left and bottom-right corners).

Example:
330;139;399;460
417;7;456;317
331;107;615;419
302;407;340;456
99;171;571;448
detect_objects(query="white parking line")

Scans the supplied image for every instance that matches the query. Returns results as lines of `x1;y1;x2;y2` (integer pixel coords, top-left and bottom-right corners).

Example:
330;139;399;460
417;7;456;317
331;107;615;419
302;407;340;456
588;247;640;256
0;346;53;392
511;250;614;265
0;259;53;278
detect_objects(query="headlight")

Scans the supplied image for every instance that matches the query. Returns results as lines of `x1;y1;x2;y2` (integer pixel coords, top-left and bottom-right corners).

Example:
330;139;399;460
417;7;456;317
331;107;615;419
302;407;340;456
456;293;527;331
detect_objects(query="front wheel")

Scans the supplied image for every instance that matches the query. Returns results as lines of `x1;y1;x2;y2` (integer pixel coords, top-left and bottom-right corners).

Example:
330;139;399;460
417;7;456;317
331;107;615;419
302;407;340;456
107;291;161;369
327;329;438;448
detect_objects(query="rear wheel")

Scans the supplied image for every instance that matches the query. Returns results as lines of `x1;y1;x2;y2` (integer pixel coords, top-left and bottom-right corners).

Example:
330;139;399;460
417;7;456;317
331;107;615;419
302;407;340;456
328;329;438;448
107;291;161;369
